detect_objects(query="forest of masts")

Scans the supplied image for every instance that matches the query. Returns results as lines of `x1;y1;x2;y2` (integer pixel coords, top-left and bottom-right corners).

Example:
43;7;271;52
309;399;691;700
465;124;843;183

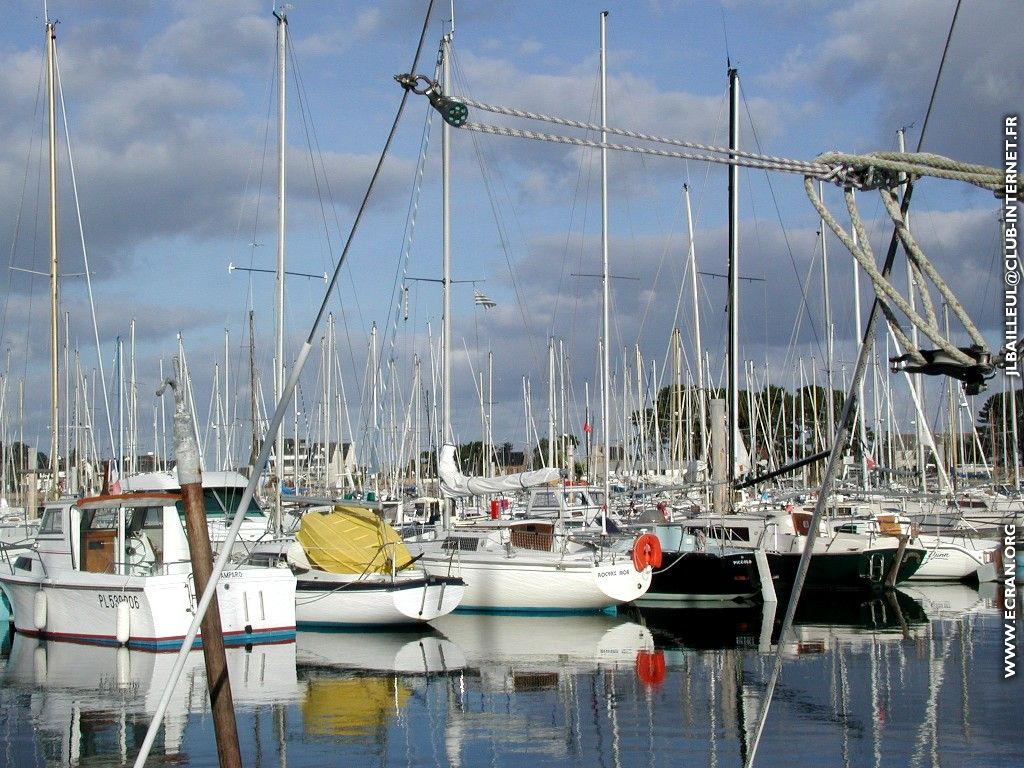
0;312;1020;507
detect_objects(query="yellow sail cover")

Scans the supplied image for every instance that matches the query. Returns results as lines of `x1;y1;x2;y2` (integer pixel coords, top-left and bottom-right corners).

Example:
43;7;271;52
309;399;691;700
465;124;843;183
296;505;414;574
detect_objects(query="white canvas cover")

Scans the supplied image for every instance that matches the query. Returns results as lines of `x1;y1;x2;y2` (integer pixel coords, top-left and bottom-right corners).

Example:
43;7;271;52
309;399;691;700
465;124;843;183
438;444;562;499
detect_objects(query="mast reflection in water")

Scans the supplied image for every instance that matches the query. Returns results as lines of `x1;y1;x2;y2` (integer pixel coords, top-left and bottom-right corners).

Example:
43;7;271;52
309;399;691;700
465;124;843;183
0;584;1019;767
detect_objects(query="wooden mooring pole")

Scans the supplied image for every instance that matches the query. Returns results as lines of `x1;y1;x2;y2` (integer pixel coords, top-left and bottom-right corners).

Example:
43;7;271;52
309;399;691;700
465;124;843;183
169;360;242;768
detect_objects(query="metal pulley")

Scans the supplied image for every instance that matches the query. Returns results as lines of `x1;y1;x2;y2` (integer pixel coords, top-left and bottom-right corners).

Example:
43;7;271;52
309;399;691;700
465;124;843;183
394;73;469;127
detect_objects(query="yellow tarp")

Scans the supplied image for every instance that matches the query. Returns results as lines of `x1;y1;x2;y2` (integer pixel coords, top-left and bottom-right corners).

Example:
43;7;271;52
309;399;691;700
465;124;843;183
296;505;414;574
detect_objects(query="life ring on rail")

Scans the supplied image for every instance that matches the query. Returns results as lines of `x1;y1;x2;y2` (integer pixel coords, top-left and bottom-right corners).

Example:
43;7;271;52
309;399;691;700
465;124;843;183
632;533;663;571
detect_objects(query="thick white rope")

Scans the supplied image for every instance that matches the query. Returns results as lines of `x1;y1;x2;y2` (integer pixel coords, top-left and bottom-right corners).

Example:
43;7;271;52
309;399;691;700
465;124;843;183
460;120;831;178
460;96;833;177
454;94;1014;197
805;179;979;367
877;185;987;347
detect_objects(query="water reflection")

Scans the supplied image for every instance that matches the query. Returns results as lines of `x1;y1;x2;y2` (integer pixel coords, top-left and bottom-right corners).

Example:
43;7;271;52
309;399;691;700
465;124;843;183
0;585;1016;767
626;588;932;654
295;626;466;742
0;633;297;766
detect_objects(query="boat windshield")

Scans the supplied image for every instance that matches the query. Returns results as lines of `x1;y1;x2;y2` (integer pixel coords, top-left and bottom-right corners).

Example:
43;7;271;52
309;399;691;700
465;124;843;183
175;488;266;520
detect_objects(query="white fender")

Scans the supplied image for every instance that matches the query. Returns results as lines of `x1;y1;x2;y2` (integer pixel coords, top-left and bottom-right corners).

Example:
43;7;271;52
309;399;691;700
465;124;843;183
116;599;131;645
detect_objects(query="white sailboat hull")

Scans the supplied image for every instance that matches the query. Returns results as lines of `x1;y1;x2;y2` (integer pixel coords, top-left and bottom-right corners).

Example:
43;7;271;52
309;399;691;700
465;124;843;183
908;534;1000;582
0;567;295;649
293;572;465;626
417;549;651;612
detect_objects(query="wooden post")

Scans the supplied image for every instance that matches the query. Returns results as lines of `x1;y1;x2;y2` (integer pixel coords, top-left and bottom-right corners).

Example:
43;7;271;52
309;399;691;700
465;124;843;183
170;360;242;768
883;534;910;589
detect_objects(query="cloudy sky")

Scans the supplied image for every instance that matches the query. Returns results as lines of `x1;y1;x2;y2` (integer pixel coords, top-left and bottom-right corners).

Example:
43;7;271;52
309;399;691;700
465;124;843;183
0;0;1019;469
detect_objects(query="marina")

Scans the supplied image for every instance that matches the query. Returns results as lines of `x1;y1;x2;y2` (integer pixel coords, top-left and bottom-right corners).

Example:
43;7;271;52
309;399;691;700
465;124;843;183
1;1;1022;765
1;585;1018;767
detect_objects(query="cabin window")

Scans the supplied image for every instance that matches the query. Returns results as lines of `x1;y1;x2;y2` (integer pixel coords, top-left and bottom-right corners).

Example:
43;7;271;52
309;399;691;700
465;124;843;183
563;491;589;507
14;556;32;571
531;490;559;508
86;508;118;530
39;509;63;534
697;525;750;542
133;506;163;530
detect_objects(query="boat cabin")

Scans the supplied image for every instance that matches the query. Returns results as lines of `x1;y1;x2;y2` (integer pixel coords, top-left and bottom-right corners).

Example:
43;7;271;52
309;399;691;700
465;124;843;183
24;493;193;577
524;485;605;524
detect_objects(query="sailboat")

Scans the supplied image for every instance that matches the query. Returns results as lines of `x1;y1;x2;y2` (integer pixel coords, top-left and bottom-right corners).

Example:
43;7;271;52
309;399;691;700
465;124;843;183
249;503;465;626
399;21;652;613
407;445;653;611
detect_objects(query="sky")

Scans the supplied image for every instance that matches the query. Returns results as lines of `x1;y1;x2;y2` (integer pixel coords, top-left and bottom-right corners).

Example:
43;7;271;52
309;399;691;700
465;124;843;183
0;0;1020;472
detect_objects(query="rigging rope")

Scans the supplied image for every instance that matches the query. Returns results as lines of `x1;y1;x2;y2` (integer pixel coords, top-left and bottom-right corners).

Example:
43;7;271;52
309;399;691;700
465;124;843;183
396;75;1016;391
396;76;1017;197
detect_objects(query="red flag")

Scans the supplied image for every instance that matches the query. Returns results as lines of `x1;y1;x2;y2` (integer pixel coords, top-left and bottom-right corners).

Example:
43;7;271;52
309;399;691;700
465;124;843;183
583;422;592;433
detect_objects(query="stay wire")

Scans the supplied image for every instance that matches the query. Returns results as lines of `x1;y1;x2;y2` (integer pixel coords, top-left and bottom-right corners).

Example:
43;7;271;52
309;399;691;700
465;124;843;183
131;2;438;765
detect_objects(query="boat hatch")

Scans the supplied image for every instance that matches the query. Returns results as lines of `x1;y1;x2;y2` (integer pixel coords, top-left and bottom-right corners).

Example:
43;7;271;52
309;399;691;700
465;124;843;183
442;537;480;552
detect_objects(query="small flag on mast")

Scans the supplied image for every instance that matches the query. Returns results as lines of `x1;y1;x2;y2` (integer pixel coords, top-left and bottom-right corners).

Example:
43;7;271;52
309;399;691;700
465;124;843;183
473;290;496;309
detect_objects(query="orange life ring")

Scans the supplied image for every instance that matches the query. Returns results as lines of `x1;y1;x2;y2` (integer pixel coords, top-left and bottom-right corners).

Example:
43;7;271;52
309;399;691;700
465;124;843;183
635;649;666;686
632;533;663;571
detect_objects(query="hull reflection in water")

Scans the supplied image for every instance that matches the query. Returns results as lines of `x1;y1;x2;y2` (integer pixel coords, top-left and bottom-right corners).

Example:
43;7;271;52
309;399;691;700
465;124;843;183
0;584;1017;768
1;633;298;765
297;626;467;675
296;626;466;742
626;587;930;654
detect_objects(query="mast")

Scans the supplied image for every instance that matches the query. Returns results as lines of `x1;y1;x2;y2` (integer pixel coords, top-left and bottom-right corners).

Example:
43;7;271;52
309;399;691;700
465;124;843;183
414;355;422;490
853;223;869;487
683;184;707;465
223;328;230;472
441;27;453;451
726;66;739;499
325;313;333;492
547;338;555;466
63;312;69;493
599;10;610;533
247;310;259;472
273;7;287;533
46;20;60;499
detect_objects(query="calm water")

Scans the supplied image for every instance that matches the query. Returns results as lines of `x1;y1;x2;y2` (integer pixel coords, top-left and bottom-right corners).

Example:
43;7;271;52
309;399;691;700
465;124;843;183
1;584;1020;767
